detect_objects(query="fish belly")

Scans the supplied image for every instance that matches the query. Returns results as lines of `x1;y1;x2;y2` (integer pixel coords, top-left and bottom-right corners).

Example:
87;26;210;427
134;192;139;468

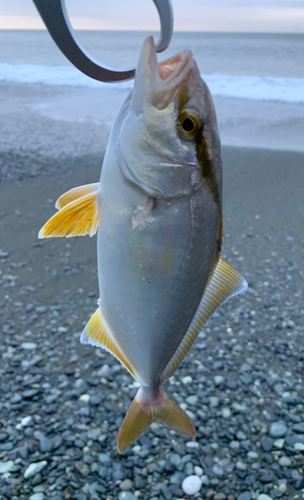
98;151;220;387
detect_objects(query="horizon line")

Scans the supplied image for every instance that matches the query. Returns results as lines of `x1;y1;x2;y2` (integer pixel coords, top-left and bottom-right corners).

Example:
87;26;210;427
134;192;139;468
0;28;303;35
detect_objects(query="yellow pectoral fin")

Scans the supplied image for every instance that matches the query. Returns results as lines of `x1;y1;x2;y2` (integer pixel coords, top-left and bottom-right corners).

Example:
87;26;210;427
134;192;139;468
81;308;136;379
161;257;248;382
55;182;100;209
38;189;99;238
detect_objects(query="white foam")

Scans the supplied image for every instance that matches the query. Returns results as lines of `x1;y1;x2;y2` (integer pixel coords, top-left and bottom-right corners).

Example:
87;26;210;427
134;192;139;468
0;63;304;104
202;74;304;105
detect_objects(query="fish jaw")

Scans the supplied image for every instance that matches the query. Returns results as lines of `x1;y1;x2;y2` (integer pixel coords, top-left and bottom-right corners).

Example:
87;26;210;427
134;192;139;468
131;36;194;114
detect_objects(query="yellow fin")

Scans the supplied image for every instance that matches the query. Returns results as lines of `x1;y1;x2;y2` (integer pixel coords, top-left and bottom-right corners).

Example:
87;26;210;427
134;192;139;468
80;308;136;379
55;183;99;209
117;388;196;453
38;190;99;238
161;257;247;382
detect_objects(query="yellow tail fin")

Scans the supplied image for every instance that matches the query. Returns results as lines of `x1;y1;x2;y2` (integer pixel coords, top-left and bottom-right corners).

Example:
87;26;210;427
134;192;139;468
117;388;196;453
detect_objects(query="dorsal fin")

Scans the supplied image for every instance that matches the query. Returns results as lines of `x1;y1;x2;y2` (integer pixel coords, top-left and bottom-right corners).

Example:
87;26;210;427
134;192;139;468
160;258;247;382
38;184;100;238
81;308;136;379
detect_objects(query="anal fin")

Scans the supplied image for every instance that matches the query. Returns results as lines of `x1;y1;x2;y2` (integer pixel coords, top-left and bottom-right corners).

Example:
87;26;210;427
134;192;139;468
39;186;99;238
81;308;136;379
161;257;247;382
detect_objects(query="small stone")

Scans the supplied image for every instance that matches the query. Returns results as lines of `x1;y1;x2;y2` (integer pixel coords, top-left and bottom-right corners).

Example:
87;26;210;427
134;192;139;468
278;456;291;467
10;394;22;404
36;306;46;314
238;493;251;500
194;466;203;476
75;461;90;476
201;475;210;486
21;342;37;350
209;397;219;407
0;461;14;473
257;495;273;500
119;479;133;491
0;250;9;258
294;442;304;451
214;376;224;385
181;376;193;384
39;436;53;453
21;416;34;427
118;493;137;500
273;438;285;449
229;440;240;450
214;494;226;500
86;429;100;440
24;461;47;478
269;422;287;438
186;395;198;405
182;475;202;495
186;441;199;450
261;438;273;451
293;422;304;433
98;453;112;466
29;494;45;500
236;461;246;471
278;484;287;494
222;407;231;418
79;394;90;402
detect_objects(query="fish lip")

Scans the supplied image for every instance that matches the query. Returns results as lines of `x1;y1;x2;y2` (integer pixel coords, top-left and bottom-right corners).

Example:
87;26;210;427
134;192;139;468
140;36;193;90
156;49;194;89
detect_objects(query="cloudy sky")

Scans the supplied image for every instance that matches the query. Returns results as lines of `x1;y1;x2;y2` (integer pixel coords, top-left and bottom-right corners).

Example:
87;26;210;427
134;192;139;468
0;0;303;32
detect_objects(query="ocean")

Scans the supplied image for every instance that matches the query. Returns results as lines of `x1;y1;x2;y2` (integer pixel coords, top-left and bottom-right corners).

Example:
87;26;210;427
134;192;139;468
0;30;303;155
1;30;304;103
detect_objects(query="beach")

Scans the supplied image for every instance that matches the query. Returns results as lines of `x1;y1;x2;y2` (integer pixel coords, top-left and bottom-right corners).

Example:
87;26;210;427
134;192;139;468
0;31;304;500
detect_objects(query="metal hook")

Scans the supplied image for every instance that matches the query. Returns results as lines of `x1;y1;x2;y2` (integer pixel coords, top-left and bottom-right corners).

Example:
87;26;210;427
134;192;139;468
32;0;173;83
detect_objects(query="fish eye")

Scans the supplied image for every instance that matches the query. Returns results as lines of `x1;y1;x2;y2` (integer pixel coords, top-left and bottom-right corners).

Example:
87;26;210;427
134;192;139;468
178;109;201;140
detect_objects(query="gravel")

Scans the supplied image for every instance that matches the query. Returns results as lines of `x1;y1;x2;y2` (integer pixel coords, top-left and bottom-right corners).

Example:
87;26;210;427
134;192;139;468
1;147;304;499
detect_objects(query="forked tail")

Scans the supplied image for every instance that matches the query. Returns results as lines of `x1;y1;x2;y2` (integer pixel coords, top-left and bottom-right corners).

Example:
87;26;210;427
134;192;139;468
117;387;196;453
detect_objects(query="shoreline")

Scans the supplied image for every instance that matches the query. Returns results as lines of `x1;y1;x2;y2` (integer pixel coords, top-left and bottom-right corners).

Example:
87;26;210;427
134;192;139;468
0;81;303;184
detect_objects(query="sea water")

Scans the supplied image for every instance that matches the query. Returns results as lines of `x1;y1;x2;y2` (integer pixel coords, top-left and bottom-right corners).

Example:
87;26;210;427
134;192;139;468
0;30;303;152
0;30;303;103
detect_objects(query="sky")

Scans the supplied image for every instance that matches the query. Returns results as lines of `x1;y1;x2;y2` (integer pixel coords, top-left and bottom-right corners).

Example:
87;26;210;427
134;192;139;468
0;0;304;32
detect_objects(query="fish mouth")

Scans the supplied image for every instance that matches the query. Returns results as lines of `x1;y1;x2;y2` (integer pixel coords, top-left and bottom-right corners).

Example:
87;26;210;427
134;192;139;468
158;49;193;86
132;37;195;112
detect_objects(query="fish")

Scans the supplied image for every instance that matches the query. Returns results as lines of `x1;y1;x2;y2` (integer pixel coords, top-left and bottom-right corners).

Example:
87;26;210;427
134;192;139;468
39;36;247;453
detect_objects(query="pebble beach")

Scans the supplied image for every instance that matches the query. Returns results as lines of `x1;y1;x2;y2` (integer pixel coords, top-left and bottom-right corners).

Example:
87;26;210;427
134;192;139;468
1;31;304;500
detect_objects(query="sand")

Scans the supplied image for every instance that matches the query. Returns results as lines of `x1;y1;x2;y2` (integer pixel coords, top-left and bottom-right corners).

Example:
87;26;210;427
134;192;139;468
1;144;303;325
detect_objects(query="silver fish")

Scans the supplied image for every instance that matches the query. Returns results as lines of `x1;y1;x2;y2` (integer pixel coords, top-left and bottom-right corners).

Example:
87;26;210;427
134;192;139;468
39;36;247;453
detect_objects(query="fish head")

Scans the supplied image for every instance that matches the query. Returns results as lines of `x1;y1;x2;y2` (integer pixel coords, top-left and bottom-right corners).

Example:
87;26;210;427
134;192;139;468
118;36;222;200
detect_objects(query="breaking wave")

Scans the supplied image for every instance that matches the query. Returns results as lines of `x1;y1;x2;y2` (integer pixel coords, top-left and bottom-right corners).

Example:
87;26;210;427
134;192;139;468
0;62;303;104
